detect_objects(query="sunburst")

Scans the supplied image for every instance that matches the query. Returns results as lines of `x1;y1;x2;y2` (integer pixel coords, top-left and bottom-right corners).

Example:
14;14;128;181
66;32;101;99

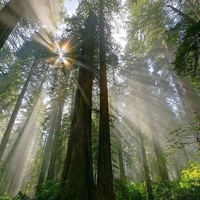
47;40;74;71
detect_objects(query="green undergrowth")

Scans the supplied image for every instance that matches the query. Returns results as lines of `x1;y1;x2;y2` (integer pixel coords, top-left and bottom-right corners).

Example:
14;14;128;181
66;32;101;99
1;162;200;200
114;161;200;200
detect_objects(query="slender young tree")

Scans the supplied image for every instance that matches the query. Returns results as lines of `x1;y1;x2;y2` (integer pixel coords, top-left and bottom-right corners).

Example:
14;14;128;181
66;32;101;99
144;97;169;182
0;61;37;162
111;68;126;180
37;100;59;185
47;97;64;180
97;0;116;199
134;98;154;200
0;73;46;178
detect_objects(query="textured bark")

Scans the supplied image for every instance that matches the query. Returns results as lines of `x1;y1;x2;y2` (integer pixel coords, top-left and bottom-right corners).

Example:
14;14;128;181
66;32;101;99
0;62;36;162
0;0;26;49
60;11;95;200
97;0;115;199
47;99;64;180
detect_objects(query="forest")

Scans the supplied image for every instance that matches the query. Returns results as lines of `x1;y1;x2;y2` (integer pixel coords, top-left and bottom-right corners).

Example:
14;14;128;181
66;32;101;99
0;0;200;199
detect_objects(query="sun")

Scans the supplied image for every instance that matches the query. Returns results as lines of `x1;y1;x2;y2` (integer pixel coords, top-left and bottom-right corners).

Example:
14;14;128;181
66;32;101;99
56;45;67;64
47;41;74;71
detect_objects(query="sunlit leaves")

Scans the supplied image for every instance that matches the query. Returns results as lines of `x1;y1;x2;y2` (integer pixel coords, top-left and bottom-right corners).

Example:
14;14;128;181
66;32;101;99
180;161;200;189
173;21;200;83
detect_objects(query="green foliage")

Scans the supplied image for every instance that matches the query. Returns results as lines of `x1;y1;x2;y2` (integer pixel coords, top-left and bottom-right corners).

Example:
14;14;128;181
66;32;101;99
13;192;30;200
180;161;200;188
152;180;172;200
175;161;200;199
114;179;145;200
0;196;10;200
152;162;200;200
114;162;200;200
35;180;60;200
172;21;200;85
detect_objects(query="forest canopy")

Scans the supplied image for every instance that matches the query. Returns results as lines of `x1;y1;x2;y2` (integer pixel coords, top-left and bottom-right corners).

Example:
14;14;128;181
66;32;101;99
0;0;200;200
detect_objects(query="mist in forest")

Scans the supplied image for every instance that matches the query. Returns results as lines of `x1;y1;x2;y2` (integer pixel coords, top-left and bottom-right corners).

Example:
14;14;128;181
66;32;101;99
0;0;200;200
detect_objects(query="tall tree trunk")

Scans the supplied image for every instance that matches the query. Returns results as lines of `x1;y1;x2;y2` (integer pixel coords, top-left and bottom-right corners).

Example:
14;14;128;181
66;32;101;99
1;73;46;167
111;69;126;180
146;102;169;181
60;11;96;200
134;99;154;200
181;77;200;116
37;100;59;185
168;67;194;123
0;61;36;162
0;74;45;187
139;131;154;200
142;79;169;181
181;77;200;148
97;0;115;199
0;0;26;49
117;138;126;180
47;98;64;180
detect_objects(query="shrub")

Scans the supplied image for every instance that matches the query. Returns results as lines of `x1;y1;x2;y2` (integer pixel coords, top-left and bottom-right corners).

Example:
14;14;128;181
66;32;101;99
0;196;10;200
13;191;30;200
114;179;130;200
35;180;60;200
114;179;145;200
129;182;146;200
175;161;200;200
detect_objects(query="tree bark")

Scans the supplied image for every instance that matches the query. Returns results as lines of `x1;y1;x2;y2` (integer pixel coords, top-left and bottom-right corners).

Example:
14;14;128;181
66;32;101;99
97;0;116;199
60;10;96;200
0;61;36;162
0;0;26;49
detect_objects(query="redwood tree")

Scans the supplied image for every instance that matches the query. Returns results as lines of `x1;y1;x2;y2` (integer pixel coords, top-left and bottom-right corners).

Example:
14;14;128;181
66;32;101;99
97;0;116;199
60;10;96;200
